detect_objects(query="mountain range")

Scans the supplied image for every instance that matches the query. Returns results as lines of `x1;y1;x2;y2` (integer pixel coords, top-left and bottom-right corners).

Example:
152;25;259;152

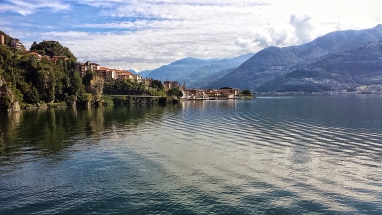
141;24;382;93
145;57;217;82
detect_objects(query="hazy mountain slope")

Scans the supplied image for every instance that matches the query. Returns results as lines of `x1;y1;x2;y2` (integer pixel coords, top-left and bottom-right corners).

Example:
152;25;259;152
147;57;216;82
205;46;303;89
188;68;236;89
271;41;382;93
209;24;382;91
138;70;153;78
127;69;138;75
181;53;253;86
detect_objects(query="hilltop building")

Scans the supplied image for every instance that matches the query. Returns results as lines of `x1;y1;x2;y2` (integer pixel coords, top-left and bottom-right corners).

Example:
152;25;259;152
0;35;4;45
11;38;22;50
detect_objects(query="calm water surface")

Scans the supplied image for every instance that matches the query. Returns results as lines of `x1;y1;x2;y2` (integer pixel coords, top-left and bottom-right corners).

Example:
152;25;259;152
0;95;381;214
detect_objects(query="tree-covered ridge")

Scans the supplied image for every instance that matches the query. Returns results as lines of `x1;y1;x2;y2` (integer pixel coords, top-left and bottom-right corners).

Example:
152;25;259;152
0;42;86;107
0;32;168;111
30;40;76;61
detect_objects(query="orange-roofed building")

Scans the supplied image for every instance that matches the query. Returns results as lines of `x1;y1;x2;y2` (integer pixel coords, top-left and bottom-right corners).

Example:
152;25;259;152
116;71;133;80
52;56;68;62
29;52;42;61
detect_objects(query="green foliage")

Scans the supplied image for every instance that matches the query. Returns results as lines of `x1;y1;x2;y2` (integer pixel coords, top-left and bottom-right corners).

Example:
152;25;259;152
104;79;151;95
0;36;86;108
151;80;163;89
30;40;76;61
166;88;183;98
241;89;252;96
112;96;132;105
77;93;91;106
83;69;95;86
146;88;166;96
102;95;113;105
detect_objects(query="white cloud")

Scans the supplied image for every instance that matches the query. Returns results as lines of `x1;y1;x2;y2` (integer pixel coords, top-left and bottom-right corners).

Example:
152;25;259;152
3;0;382;71
0;0;70;15
290;14;316;44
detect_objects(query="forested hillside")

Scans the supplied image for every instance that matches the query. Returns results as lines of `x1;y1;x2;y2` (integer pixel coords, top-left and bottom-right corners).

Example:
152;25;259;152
0;39;86;110
30;40;76;60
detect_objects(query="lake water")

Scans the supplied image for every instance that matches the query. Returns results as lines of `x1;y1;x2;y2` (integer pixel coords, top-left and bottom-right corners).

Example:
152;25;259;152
1;95;382;214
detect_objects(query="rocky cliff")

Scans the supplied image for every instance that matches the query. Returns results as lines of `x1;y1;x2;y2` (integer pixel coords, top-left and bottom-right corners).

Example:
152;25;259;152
0;77;21;112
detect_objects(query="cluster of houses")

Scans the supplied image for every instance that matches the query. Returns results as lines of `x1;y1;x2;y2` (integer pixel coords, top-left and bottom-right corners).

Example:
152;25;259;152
0;34;245;100
78;61;243;100
184;87;240;99
28;52;68;62
78;61;242;100
76;61;154;85
162;81;240;99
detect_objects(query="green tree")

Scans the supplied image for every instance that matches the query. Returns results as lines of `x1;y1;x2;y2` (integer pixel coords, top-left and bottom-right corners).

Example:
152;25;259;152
241;89;252;96
30;40;76;61
83;69;95;86
151;80;163;89
69;71;85;96
167;88;183;98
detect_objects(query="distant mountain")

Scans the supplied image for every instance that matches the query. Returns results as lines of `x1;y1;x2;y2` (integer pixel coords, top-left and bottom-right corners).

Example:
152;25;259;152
127;69;138;75
207;24;382;92
147;57;217;82
138;70;153;78
181;53;253;88
263;41;382;93
189;68;236;89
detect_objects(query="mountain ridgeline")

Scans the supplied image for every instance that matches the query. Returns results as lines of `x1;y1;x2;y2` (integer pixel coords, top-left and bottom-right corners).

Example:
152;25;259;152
146;54;254;87
146;57;218;82
202;24;382;93
146;24;382;93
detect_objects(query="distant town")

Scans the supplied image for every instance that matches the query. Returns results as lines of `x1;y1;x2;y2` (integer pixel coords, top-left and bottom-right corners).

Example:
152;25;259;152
76;61;246;100
0;35;250;100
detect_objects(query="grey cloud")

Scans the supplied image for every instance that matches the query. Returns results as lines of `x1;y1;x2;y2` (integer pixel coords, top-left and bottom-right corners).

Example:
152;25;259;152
251;28;289;49
290;14;315;43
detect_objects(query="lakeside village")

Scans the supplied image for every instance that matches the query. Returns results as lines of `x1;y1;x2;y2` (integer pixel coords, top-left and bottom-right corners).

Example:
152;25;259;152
4;38;253;101
0;36;254;113
76;61;252;100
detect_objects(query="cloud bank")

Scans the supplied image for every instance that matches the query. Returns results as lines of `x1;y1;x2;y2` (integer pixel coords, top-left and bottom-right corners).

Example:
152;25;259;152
0;0;381;71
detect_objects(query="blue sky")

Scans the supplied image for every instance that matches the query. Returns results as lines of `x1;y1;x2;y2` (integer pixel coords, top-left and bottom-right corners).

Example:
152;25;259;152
0;0;381;71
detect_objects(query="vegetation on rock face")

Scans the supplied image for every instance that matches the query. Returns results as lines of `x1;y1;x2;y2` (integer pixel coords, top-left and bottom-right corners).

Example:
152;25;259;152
0;39;86;110
0;31;172;112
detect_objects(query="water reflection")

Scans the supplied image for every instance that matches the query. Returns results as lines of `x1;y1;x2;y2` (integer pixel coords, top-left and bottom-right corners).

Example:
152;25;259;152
0;104;177;161
1;96;382;214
